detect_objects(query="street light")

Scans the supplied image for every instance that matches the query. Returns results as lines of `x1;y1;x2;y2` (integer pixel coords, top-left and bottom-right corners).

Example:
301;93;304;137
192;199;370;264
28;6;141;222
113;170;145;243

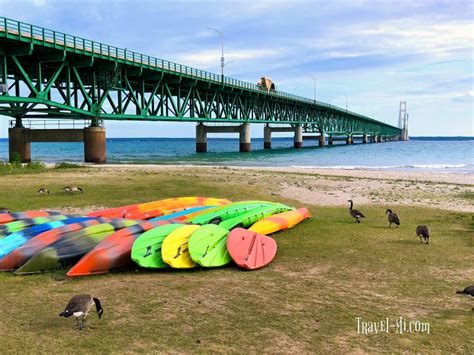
293;85;301;95
309;75;316;103
206;27;224;77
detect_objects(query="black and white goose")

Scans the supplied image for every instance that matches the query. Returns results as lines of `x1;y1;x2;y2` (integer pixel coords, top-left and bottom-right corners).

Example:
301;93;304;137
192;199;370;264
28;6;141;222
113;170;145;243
37;187;50;195
64;186;83;194
348;200;365;223
386;209;400;227
59;294;103;329
416;225;430;244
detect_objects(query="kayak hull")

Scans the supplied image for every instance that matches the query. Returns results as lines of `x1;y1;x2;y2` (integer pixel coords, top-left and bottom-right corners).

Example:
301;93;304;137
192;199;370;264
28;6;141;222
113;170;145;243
249;207;311;235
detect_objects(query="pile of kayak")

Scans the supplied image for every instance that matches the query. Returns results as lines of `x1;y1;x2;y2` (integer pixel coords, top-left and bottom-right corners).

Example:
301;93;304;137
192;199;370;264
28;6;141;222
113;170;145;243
0;197;311;276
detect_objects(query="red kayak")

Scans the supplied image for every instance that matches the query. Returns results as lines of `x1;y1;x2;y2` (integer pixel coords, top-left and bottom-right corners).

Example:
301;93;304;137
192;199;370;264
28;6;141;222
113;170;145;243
226;228;277;270
67;220;181;277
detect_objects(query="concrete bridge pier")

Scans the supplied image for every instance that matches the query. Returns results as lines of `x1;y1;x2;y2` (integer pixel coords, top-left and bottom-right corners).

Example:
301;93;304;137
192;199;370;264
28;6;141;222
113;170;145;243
346;136;353;145
240;123;251;152
84;126;107;163
196;123;208;153
363;134;368;144
264;124;272;149
318;134;326;147
328;136;333;145
9;127;31;163
294;125;303;149
262;125;302;149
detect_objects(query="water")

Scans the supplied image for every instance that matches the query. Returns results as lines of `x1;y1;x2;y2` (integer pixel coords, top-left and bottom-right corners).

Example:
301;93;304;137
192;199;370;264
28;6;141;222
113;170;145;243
0;137;472;173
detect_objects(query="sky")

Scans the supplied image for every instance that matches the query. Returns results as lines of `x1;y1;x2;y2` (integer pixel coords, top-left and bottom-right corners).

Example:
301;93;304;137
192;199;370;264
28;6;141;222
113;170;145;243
0;0;472;137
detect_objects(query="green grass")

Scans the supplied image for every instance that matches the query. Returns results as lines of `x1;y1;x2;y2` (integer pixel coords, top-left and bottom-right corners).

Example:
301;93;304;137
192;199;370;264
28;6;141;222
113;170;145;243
0;167;472;353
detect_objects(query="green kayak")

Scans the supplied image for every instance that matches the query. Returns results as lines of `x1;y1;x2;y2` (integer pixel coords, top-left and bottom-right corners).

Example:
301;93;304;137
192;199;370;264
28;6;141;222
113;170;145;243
219;204;293;230
189;201;279;225
131;224;184;268
188;224;231;267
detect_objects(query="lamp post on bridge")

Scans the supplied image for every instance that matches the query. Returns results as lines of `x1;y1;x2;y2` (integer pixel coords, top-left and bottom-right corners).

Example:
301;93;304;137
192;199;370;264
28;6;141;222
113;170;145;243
310;75;316;103
206;27;225;78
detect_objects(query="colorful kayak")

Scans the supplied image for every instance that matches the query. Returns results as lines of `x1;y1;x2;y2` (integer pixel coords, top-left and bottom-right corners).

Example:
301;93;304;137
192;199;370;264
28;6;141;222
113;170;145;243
189;201;280;225
88;197;231;219
226;228;278;270
124;197;231;220
0;215;73;238
131;224;185;269
0;210;63;225
0;219;109;271
249;207;311;235
188;224;231;267
150;205;217;222
219;204;293;230
15;220;139;274
0;217;95;258
161;225;201;269
67;220;180;276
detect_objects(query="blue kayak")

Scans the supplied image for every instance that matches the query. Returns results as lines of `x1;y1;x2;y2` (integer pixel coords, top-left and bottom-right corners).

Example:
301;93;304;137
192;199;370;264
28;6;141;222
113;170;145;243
150;206;216;221
0;217;95;258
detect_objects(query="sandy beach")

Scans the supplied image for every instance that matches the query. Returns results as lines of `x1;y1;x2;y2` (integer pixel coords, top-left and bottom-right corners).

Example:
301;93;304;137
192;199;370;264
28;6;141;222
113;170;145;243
83;164;474;213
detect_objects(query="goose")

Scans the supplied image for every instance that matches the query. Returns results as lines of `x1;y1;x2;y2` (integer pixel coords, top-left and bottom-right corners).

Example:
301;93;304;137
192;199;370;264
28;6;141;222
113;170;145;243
37;187;50;195
59;294;103;329
456;286;474;311
416;225;430;244
64;186;83;194
348;200;365;223
386;209;400;227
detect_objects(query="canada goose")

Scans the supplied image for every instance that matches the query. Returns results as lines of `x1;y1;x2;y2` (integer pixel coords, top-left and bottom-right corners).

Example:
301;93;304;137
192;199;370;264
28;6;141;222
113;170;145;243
64;186;83;194
416;225;430;244
59;294;103;329
386;209;400;227
37;187;50;195
456;285;474;296
348;200;365;223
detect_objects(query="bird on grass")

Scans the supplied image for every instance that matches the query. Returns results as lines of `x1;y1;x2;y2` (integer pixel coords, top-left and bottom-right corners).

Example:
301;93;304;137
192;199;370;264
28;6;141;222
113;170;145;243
456;286;474;311
59;294;103;330
416;225;430;244
64;186;83;194
386;209;400;227
348;200;365;223
37;187;50;195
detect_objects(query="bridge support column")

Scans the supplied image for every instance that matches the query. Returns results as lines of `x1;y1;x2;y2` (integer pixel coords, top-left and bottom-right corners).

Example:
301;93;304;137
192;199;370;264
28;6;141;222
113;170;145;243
328;136;333;145
264;124;272;149
346;136;353;145
294;125;303;149
196;123;207;153
84;126;106;164
319;134;326;147
363;134;368;144
240;123;251;152
8;127;31;163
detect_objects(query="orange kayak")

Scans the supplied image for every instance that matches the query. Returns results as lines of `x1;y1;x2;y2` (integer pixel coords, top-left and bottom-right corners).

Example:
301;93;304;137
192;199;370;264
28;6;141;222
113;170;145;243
248;207;311;235
67;220;181;277
124;197;231;220
226;228;277;270
88;197;230;219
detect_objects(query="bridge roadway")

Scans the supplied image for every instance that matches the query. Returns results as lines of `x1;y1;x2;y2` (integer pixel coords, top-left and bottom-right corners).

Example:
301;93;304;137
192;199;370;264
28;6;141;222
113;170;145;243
0;17;402;163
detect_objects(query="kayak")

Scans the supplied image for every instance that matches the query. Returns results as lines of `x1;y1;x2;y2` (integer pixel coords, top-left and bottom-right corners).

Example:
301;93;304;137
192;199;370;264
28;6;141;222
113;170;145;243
188;224;231;267
161;225;201;269
150;205;217;222
226;228;278;270
0;210;63;225
67;220;181;276
131;224;185;269
189;201;281;225
124;197;231;220
249;207;311;235
0;219;110;271
0;217;95;259
219;204;294;230
15;220;139;274
88;197;231;219
0;215;73;238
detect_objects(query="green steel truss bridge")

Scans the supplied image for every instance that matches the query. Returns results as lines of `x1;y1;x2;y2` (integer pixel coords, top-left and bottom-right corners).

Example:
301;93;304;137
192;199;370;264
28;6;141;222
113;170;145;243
0;17;401;162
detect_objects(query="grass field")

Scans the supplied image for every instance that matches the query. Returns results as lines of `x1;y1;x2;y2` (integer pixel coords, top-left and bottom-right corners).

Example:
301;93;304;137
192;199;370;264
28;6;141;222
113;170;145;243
0;166;472;353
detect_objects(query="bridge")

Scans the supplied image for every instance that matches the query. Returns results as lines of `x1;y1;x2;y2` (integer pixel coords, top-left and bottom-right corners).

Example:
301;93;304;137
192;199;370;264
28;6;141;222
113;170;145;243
0;17;402;163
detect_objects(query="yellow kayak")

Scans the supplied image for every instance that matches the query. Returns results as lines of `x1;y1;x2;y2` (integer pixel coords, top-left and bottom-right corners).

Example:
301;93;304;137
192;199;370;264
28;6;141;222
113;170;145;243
249;207;311;235
161;225;201;269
